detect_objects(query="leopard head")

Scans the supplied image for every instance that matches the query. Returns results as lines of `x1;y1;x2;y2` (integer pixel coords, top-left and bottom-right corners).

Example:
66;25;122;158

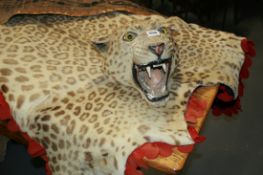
92;21;178;106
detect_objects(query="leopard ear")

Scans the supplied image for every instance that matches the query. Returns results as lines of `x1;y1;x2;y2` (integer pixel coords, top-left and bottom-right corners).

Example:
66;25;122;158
164;16;186;36
167;25;180;36
91;36;110;55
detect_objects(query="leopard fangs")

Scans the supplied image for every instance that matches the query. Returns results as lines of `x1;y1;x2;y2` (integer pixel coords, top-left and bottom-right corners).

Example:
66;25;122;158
162;64;167;73
146;67;151;79
145;64;168;79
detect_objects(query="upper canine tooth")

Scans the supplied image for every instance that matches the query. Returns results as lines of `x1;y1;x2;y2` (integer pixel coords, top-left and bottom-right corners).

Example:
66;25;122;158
162;64;167;73
146;66;151;78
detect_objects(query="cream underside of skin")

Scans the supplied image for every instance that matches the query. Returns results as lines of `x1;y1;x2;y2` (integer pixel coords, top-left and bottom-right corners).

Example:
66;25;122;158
0;13;245;175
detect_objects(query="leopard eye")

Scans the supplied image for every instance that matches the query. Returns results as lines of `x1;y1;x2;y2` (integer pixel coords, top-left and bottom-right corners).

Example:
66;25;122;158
123;32;137;42
158;27;168;34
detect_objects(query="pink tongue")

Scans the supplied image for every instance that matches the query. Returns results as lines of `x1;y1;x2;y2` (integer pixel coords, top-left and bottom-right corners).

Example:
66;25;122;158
148;69;163;85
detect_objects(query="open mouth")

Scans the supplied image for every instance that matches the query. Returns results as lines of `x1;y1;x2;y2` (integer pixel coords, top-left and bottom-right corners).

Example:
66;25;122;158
132;58;172;102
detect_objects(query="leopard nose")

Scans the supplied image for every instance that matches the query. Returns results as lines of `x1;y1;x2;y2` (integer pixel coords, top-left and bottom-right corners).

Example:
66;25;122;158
149;43;165;57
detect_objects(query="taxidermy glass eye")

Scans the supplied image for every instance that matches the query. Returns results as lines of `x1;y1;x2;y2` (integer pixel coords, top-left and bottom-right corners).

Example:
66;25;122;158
158;27;168;34
123;32;137;41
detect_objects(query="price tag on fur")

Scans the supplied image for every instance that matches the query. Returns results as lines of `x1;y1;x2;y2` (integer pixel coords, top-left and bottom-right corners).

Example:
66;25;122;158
147;30;160;37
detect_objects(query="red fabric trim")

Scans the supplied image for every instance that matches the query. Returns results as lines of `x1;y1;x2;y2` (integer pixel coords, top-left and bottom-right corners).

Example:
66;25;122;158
177;126;206;153
185;96;207;123
212;39;256;116
187;126;206;143
0;93;12;120
125;142;174;175
177;145;194;153
0;92;52;175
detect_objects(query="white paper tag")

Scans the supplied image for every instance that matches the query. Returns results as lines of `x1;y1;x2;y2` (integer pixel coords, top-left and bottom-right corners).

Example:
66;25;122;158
146;30;160;37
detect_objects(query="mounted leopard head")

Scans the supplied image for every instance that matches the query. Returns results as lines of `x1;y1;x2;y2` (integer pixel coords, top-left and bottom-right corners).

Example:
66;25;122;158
92;21;178;106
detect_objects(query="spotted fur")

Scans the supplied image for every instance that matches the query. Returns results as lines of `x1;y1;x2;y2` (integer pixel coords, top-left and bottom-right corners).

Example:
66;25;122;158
0;13;245;175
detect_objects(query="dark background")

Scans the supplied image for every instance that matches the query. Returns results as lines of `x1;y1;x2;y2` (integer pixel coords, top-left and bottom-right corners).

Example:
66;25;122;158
1;0;263;174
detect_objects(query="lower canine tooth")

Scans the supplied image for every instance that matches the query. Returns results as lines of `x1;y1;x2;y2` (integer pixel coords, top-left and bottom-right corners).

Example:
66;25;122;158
146;67;151;78
162;64;167;73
